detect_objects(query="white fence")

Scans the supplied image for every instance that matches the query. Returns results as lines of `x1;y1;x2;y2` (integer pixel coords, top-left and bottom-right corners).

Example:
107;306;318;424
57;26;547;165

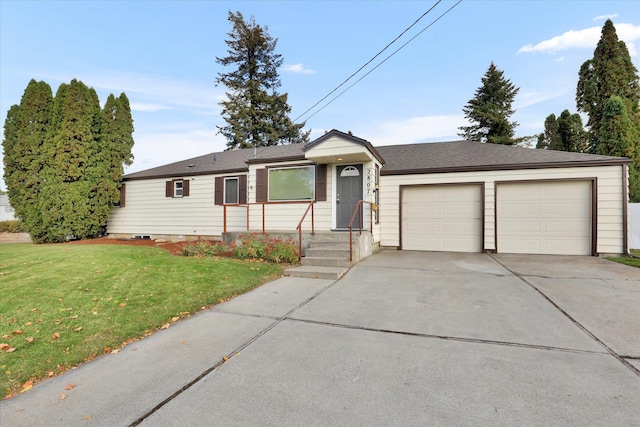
631;203;640;249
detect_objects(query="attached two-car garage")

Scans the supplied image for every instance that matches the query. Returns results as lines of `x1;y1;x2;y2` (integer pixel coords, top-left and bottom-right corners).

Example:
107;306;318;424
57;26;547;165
400;180;594;256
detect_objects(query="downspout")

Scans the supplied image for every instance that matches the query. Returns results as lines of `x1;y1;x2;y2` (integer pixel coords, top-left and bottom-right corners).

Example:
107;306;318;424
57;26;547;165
622;163;632;257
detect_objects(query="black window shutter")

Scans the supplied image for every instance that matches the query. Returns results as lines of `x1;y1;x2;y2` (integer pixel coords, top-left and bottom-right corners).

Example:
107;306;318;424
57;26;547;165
214;177;223;205
165;181;172;197
239;175;247;204
119;183;126;207
315;164;327;201
182;179;190;197
256;169;266;202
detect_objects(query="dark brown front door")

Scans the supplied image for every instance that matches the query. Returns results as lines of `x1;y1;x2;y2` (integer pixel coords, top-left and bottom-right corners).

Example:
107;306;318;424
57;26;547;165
336;164;363;229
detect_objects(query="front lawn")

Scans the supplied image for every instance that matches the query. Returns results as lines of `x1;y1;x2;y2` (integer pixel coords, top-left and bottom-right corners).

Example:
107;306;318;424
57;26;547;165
0;243;282;398
607;249;640;268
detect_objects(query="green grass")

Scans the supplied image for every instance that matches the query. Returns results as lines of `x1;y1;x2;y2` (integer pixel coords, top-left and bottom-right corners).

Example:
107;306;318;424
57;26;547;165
607;249;640;268
0;243;282;398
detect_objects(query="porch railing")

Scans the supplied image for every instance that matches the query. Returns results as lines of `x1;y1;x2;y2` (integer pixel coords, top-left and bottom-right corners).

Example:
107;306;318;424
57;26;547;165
295;201;315;261
348;200;374;262
223;202;316;261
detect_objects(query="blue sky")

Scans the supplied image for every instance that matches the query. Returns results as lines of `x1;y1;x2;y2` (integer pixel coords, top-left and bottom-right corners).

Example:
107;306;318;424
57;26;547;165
1;1;639;190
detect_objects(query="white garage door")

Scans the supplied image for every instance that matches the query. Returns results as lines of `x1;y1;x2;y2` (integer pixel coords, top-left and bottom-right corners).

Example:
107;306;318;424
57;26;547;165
497;181;591;255
402;184;482;252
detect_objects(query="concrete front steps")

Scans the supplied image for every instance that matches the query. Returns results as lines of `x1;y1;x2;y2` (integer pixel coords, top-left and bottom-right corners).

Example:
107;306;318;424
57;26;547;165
284;232;356;280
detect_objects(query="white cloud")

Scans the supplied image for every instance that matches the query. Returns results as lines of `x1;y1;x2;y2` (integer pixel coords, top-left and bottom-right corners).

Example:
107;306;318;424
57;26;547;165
594;13;618;21
281;63;316;74
517;23;640;56
130;102;172;112
362;115;466;146
516;88;567;109
36;69;223;114
126;128;228;174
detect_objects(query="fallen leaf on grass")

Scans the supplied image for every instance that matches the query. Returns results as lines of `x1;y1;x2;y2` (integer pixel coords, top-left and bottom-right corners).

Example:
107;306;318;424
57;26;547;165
52;332;60;340
25;337;34;343
171;317;179;322
160;323;170;330
0;343;9;350
119;303;127;307
12;329;23;335
25;321;32;326
6;347;16;353
20;381;33;393
74;327;83;332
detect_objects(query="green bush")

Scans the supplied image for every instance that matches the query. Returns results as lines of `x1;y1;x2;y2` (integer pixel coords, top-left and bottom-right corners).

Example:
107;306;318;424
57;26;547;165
0;220;26;233
181;240;231;257
181;234;299;264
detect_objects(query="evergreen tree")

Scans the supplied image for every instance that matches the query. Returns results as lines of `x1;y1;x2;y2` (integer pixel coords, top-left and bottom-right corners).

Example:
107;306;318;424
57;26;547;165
2;79;134;242
536;114;559;150
537;110;588;152
2;80;53;241
458;62;520;145
576;19;640;153
215;11;309;150
596;96;639;201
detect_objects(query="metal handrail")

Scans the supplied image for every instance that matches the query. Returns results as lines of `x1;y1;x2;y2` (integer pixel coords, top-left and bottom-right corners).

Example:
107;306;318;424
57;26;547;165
348;200;374;262
295;201;315;261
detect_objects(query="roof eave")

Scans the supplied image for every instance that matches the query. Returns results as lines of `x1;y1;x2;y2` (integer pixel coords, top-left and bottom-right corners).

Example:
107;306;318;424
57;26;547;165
123;167;249;181
380;159;631;176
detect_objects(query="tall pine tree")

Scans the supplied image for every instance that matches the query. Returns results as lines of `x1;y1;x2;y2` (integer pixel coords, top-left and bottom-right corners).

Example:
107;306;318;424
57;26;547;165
458;62;520;145
576;19;640;152
215;11;309;150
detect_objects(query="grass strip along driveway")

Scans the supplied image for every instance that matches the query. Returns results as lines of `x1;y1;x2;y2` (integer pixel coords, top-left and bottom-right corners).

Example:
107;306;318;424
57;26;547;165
0;243;282;399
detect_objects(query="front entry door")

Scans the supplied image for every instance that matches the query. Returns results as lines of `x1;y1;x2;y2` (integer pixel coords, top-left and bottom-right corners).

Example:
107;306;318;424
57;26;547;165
336;164;363;229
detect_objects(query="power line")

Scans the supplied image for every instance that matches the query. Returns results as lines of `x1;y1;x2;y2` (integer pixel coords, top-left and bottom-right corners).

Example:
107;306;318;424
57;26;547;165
295;0;462;124
293;0;443;123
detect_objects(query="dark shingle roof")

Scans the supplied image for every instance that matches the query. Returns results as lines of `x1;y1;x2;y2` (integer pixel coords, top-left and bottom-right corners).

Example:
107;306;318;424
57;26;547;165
124;144;305;180
123;138;630;181
377;140;630;175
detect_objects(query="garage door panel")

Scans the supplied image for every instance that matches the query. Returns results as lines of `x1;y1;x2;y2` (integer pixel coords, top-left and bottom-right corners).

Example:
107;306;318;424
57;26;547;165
402;185;482;252
497;181;591;255
502;221;540;233
501;202;540;216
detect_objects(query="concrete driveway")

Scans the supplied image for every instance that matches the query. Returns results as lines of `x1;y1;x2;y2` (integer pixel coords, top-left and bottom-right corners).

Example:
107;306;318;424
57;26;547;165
2;251;639;426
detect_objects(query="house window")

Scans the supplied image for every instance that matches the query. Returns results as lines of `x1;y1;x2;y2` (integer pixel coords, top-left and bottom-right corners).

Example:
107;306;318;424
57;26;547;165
174;180;183;197
268;166;315;201
165;179;190;198
224;177;239;204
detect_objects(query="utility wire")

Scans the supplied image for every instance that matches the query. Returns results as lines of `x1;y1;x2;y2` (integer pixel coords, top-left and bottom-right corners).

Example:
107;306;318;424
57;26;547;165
293;0;443;123
296;0;462;124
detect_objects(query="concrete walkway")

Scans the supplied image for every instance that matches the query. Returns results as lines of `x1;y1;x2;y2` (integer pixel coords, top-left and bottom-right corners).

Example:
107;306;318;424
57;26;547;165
2;251;639;426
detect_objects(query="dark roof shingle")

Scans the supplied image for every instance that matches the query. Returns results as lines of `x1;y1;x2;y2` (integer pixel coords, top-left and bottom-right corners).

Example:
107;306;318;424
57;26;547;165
123;138;629;181
377;140;629;175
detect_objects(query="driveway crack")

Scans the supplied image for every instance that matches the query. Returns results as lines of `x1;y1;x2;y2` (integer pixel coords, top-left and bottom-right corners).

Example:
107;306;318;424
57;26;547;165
488;254;640;379
128;278;340;426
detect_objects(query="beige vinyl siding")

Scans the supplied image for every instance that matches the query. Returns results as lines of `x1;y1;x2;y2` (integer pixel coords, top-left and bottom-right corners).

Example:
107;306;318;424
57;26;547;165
246;162;332;232
379;165;625;254
304;136;372;162
108;176;221;237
